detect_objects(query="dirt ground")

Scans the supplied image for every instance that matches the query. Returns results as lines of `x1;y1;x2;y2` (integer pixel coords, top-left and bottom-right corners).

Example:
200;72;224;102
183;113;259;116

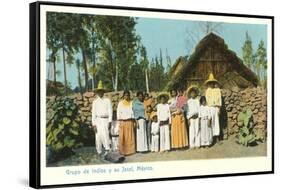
48;135;267;167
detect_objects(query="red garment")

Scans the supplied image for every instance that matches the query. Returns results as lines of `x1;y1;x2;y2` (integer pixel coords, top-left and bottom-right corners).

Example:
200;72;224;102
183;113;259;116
176;95;187;109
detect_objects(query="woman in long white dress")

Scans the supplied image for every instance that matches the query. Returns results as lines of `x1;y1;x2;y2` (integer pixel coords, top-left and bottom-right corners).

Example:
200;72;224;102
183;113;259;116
132;91;148;153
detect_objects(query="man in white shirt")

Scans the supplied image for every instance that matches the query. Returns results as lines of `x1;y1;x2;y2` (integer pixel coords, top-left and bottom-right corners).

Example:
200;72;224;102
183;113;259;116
186;85;200;149
205;73;222;143
92;81;112;156
156;93;171;152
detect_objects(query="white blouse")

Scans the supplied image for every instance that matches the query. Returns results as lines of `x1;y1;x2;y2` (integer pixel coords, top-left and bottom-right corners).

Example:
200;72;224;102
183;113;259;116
117;100;135;120
186;98;200;119
199;105;212;120
151;122;160;135
156;103;171;124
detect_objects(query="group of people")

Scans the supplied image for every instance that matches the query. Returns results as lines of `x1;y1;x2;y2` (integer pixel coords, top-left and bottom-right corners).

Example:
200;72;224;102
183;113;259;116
91;73;222;156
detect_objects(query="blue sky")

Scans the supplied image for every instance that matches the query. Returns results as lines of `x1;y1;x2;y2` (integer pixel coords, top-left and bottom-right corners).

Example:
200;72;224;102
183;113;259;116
135;17;267;68
48;17;267;88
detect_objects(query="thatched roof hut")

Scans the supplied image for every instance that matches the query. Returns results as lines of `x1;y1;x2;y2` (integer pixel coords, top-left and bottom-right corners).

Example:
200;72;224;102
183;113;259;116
168;56;188;77
166;33;259;91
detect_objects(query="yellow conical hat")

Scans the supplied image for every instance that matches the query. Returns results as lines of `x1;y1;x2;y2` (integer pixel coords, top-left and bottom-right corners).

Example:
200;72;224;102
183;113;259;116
94;80;107;92
204;73;218;85
97;80;103;89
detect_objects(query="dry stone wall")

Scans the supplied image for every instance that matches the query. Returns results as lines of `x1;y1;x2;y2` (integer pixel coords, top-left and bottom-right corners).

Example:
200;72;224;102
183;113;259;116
222;87;267;140
46;87;267;139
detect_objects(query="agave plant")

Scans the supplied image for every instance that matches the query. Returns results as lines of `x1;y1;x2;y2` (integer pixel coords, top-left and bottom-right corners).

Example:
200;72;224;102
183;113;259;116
46;97;83;154
236;107;259;146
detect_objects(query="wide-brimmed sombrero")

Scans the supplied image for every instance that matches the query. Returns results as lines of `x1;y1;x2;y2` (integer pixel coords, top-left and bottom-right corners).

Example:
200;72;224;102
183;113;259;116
94;80;108;93
156;93;170;103
204;73;218;85
186;85;199;96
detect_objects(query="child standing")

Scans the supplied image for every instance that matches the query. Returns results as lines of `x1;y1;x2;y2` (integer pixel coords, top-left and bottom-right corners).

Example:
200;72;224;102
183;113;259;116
199;96;213;147
186;86;200;149
145;105;153;151
110;111;119;151
156;93;171;152
150;112;160;152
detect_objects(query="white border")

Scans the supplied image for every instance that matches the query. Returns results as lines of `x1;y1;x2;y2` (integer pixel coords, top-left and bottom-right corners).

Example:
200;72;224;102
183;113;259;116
39;4;273;186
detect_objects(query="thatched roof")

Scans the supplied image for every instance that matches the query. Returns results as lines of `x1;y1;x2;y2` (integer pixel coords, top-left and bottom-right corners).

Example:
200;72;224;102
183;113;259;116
167;33;259;90
167;56;188;77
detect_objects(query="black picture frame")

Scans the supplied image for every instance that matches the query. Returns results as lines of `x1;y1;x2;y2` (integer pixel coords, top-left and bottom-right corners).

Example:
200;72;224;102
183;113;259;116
29;1;274;188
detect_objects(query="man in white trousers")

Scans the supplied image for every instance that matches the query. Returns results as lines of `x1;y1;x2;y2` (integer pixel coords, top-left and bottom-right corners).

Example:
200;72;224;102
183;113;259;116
186;85;200;149
92;81;112;156
205;73;222;144
156;93;171;152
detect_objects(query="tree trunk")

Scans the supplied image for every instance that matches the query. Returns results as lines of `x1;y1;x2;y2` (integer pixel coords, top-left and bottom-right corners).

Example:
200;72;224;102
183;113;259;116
109;42;117;92
62;47;68;95
145;68;149;93
76;61;83;97
92;31;96;90
53;56;56;84
158;69;161;90
82;49;89;92
51;51;57;88
114;59;118;92
111;76;115;90
257;65;261;81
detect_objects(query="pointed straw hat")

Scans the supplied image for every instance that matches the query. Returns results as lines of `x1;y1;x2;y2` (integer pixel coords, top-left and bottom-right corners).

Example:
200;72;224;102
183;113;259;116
94;80;108;93
204;73;218;85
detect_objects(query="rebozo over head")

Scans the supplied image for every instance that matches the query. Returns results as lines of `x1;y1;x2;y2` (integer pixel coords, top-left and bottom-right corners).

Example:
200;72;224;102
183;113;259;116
136;91;144;102
123;90;131;101
170;89;177;97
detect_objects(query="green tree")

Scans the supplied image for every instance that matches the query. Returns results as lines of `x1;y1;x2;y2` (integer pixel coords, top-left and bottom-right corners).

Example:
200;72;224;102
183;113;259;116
128;62;145;91
159;48;163;67
94;16;140;91
47;13;78;95
165;48;172;71
149;55;166;91
84;15;99;90
61;13;98;93
242;31;254;71
68;14;92;92
46;13;61;89
256;40;267;85
140;45;150;92
46;13;146;94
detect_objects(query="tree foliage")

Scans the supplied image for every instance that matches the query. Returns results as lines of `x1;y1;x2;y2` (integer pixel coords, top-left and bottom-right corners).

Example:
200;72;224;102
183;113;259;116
255;40;267;85
242;32;267;87
242;32;254;70
46;12;172;95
